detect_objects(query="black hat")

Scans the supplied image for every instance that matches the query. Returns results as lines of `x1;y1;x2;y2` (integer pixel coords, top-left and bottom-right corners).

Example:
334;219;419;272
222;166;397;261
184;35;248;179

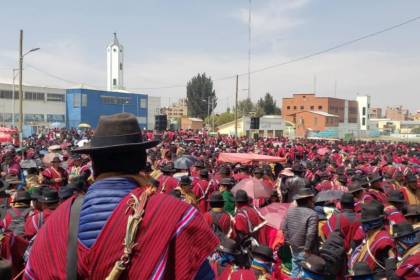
199;169;209;178
406;175;418;183
336;166;345;175
252;245;274;262
387;190;405;204
5;175;22;185
348;182;364;194
340;193;354;205
393;222;418;239
180;176;192;186
337;175;348;185
73;113;159;154
253;167;263;175
291;164;305;173
360;202;384;223
220;166;231;175
235;190;249;203
300;255;327;276
160;163;176;173
30;186;48;201
39;190;59;204
14;191;31;203
368;173;382;184
293;188;314;201
217;238;240;255
59;186;76;200
405;205;420;218
51;156;61;163
220;177;235;186
194;160;205;168
0;259;12;280
347;262;374;277
208;191;224;203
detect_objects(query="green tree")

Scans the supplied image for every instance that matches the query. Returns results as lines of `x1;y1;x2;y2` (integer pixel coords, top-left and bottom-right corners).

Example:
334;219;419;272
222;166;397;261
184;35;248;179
235;98;255;117
186;73;217;119
255;93;281;116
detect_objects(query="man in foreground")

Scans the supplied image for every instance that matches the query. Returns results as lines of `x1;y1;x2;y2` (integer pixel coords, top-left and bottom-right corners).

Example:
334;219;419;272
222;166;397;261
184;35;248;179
24;113;218;279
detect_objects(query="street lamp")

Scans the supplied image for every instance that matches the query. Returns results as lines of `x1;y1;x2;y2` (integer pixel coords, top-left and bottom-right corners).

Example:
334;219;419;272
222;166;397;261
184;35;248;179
18;29;40;150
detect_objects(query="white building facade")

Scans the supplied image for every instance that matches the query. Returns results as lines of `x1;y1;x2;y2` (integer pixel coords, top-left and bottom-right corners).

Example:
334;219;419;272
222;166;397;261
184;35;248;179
0;82;66;129
147;96;161;130
107;33;124;91
356;95;371;131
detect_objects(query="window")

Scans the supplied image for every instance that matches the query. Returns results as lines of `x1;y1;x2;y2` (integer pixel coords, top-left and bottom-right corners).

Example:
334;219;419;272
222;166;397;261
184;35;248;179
101;96;131;105
24;114;44;123
293;106;297;110
0;90;18;99
47;93;65;102
24;91;45;101
139;99;147;109
286;106;290;110
113;79;117;86
362;107;366;116
119;63;123;70
113;48;117;52
0;113;13;122
318;105;323;110
362;117;366;126
300;106;304;110
47;114;65;123
73;93;81;108
310;106;314;110
81;94;88;107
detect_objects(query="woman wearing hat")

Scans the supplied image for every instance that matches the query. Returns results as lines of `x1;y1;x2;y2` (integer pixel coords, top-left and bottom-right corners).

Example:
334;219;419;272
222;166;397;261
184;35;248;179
404;205;420;229
219;177;236;215
384;190;407;234
41;156;68;191
400;174;420;206
158;163;178;194
2;190;32;236
25;113;218;279
203;191;233;240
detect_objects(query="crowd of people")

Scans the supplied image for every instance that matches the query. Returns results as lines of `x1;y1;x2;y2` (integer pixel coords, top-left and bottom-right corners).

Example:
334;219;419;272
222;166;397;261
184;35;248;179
0;112;419;279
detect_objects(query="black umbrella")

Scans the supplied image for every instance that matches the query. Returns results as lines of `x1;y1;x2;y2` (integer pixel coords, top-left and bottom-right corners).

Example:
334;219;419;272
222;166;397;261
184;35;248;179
174;156;196;170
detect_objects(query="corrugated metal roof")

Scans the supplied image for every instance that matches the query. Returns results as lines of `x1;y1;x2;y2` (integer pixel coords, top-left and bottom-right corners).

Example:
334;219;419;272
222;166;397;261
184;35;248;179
309;111;339;117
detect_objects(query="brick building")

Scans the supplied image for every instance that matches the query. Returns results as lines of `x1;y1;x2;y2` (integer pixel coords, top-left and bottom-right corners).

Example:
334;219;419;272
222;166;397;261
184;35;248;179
160;98;188;118
369;107;382;119
385;106;409;121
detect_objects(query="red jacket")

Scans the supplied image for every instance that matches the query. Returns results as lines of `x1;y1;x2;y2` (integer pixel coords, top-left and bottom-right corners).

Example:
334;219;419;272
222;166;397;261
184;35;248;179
396;248;420;279
158;175;178;194
24;208;54;239
234;205;268;246
203;210;232;237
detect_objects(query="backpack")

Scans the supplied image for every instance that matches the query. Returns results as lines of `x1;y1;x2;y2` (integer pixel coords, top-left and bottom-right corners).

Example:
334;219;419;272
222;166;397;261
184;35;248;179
210;211;228;242
7;208;31;236
319;214;346;276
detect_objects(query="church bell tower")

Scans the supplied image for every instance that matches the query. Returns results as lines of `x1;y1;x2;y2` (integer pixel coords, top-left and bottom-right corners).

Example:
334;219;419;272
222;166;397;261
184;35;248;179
107;33;124;91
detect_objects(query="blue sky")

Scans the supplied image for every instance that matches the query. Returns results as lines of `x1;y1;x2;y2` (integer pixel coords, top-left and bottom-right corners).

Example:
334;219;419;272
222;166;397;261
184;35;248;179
0;0;419;112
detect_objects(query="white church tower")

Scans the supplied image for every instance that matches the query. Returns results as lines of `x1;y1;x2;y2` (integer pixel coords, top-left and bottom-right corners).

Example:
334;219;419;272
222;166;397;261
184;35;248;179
107;33;124;91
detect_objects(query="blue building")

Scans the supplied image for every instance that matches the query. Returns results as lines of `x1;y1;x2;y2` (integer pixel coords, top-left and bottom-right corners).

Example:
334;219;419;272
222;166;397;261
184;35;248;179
66;88;149;128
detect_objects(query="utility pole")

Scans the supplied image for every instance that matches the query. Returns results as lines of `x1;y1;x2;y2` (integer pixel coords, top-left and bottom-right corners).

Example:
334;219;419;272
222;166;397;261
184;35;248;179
235;75;239;138
12;69;18;127
19;30;23;148
248;0;252;100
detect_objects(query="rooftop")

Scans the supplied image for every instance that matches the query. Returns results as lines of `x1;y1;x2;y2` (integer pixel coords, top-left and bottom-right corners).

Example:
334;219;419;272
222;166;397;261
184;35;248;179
308;111;339;117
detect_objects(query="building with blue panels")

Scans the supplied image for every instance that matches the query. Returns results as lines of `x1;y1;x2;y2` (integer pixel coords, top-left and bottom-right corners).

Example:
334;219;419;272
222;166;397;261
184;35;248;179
66;88;149;128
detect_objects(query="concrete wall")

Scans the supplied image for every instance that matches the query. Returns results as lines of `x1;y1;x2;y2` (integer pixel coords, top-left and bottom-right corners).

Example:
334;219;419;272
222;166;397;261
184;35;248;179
147;96;161;130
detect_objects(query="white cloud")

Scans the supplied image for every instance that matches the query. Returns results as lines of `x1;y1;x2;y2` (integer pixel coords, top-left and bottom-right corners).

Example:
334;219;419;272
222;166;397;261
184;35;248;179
234;0;310;36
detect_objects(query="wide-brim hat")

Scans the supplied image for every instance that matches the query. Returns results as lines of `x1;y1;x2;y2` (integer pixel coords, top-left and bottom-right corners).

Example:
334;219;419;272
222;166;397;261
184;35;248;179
300;255;327;275
346;262;374;277
73;113;159;154
348;182;365;194
14;191;31;203
220;177;235;186
179;175;192;186
252;246;274;262
406;175;418;183
291;164;305;173
160;164;176;173
360;202;384;223
59;186;76;200
38;190;59;204
405;205;420;218
387;190;405;204
218;239;241;255
368;173;383;184
253;167;264;175
30;186;46;201
199;169;209;177
393;222;419;239
293;188;314;201
235;189;249;203
5;175;22;185
208;191;224;203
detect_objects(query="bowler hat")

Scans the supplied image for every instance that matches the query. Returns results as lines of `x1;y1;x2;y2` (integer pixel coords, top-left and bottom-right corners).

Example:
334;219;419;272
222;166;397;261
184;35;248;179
252;246;274;262
393;222;418;239
160;163;176;173
14;191;31;203
406;175;418;183
253;167;263;175
179;176;192;186
360;202;384;223
405;205;420;218
348;182;364;194
340;193;354;205
220;166;231;175
39;190;59;204
235;190;249;203
346;262;374;277
220;177;235;186
199;169;209;178
30;186;47;201
368;173;382;184
73;113;159;154
194;160;205;168
51;156;61;164
218;239;240;255
59;186;76;200
300;255;327;276
337;175;348;185
208;191;224;203
293;188;314;201
387;190;405;204
291;164;305;173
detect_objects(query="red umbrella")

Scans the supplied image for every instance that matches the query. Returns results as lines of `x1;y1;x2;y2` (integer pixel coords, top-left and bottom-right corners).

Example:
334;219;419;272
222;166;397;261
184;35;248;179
232;178;272;199
259;203;291;229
